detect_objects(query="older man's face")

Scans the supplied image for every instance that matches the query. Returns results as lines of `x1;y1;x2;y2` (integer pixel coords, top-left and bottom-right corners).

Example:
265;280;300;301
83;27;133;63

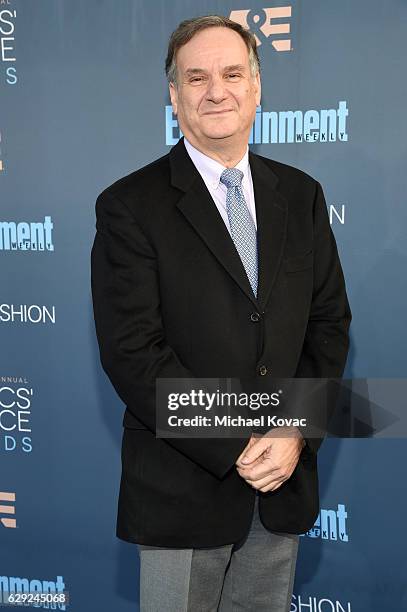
169;27;261;148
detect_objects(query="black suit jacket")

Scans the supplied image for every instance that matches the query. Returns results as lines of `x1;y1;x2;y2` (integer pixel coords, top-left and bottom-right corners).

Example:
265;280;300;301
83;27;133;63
91;137;351;547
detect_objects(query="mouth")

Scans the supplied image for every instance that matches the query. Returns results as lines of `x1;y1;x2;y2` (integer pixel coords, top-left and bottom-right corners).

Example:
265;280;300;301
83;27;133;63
202;109;234;115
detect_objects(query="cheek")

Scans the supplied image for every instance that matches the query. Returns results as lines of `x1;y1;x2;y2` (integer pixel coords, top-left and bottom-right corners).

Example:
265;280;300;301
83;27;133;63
183;105;200;123
241;93;258;114
234;89;251;105
180;95;200;115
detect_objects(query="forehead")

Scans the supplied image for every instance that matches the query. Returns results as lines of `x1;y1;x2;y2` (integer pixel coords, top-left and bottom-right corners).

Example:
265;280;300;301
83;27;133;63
176;27;250;72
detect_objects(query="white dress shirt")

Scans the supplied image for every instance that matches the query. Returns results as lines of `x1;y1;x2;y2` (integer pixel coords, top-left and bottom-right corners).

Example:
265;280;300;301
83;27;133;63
183;137;257;234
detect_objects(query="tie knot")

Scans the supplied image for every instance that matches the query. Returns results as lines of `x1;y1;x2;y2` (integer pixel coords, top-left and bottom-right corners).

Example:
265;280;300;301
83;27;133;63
220;167;244;189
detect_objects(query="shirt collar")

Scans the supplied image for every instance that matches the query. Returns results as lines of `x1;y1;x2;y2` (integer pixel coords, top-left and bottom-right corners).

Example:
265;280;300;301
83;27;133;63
184;137;249;190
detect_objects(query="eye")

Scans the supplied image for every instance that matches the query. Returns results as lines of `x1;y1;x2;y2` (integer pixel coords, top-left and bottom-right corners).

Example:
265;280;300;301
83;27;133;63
189;76;205;84
226;73;241;80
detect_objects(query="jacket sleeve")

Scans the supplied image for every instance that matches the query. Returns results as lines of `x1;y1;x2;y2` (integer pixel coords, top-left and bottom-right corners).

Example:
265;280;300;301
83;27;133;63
91;188;249;479
295;180;352;456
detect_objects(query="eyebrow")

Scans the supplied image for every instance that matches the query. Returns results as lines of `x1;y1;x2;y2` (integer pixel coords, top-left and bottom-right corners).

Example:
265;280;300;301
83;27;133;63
184;64;247;76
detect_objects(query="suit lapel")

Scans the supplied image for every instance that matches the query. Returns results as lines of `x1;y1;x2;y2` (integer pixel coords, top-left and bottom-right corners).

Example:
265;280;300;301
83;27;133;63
249;151;288;312
170;138;287;312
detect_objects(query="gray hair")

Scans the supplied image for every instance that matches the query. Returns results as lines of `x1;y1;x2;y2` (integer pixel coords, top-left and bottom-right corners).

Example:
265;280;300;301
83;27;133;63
165;15;260;86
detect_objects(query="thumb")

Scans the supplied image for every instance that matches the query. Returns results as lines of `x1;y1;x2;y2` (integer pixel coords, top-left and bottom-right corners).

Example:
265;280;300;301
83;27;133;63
240;439;268;465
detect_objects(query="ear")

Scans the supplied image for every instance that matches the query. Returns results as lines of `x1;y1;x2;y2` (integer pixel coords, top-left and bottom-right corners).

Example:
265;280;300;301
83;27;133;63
254;72;261;107
169;82;178;116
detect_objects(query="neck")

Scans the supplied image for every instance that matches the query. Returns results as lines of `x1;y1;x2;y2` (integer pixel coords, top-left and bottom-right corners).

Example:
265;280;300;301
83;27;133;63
184;134;248;168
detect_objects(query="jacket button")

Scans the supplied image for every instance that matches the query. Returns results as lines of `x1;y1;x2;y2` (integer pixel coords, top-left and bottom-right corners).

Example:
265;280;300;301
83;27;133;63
259;365;268;376
250;312;260;322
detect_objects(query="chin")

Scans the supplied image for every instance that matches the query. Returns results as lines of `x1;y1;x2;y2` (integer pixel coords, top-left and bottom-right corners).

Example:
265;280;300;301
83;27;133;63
202;127;238;140
200;117;241;141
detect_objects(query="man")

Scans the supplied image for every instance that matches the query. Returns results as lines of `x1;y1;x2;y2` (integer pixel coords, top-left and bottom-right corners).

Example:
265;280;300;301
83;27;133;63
91;15;351;612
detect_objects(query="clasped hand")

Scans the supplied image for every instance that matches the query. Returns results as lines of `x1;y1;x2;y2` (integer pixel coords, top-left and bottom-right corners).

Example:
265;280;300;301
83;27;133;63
235;426;306;493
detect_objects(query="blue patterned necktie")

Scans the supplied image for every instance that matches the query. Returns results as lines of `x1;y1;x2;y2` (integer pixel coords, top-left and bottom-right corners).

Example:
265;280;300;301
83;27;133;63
220;167;258;297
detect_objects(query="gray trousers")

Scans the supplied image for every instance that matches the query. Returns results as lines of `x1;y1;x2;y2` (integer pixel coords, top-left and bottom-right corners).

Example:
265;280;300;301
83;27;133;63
137;495;299;611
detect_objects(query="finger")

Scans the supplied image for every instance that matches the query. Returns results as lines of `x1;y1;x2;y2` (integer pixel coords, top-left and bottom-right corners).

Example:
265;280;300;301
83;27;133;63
246;473;286;491
238;438;273;466
235;435;258;465
239;461;296;487
245;468;283;486
239;459;280;482
259;479;286;492
236;454;265;474
237;453;272;475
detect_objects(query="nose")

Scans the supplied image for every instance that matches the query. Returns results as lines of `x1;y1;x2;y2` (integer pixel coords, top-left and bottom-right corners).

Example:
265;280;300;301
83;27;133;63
205;74;228;103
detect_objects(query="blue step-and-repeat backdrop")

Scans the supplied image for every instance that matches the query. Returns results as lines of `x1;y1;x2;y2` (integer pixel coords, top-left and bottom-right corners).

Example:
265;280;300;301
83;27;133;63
1;1;406;610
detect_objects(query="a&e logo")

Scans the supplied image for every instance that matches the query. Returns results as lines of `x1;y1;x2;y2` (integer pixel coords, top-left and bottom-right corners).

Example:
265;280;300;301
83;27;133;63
230;6;292;51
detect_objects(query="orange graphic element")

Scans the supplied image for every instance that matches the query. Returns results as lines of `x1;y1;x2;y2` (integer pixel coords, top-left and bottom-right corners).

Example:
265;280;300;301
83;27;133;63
0;491;16;528
229;7;292;50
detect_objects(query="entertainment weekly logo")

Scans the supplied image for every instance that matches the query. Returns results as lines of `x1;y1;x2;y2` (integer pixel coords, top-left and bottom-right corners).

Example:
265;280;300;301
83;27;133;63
301;503;349;543
0;574;68;610
165;102;349;146
0;376;34;454
230;6;292;51
0;216;54;251
0;1;18;85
